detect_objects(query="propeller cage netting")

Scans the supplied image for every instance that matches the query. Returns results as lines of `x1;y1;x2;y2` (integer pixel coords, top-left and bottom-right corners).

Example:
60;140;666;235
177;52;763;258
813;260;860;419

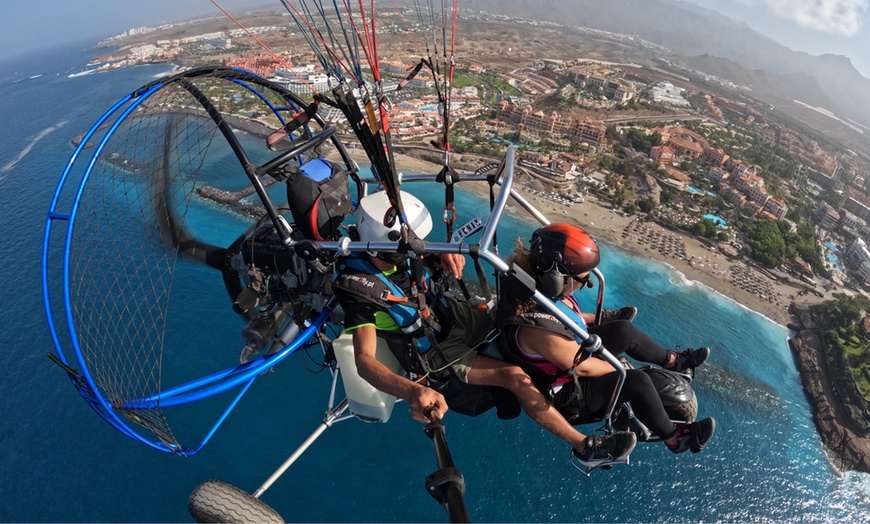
49;68;330;452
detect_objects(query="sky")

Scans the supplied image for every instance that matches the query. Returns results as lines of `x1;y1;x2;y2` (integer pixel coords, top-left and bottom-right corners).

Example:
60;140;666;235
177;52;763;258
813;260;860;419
1;1;270;61
2;0;869;78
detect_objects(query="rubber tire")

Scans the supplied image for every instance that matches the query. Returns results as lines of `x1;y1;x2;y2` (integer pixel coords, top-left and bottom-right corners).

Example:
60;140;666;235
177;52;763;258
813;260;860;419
188;480;283;523
666;396;698;424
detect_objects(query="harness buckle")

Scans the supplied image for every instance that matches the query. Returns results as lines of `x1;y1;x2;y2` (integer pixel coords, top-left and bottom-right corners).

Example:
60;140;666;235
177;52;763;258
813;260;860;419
442;206;456;223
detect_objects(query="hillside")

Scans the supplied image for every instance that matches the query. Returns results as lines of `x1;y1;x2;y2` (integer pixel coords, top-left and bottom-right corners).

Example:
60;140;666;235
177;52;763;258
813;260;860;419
462;0;870;155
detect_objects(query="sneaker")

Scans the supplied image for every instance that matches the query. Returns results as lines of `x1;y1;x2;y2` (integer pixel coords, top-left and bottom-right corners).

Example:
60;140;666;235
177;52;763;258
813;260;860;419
598;306;638;324
670;346;710;374
667;417;716;454
572;432;637;468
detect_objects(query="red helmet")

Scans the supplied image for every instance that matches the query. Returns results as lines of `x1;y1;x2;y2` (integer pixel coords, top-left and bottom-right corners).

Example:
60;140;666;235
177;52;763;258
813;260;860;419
530;223;600;276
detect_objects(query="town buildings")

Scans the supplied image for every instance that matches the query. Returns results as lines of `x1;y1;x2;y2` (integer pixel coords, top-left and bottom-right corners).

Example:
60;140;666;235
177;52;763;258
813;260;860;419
495;101;606;145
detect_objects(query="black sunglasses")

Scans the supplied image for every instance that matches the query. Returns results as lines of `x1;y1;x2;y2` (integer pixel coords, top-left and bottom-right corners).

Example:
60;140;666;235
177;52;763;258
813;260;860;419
572;274;590;286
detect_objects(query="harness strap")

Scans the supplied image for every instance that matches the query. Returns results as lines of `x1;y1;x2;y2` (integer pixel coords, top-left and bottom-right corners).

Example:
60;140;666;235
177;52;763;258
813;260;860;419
469;247;494;310
266;100;319;150
338;255;454;378
396;60;426;91
503;299;593;403
436;164;459;241
408;254;459;380
382;292;408;303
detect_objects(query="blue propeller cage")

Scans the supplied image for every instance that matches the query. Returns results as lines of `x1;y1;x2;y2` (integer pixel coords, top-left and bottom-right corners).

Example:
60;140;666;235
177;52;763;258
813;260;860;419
41;67;337;455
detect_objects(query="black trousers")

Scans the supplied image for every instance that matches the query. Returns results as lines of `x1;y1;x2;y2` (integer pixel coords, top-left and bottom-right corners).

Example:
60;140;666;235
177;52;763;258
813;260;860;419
554;320;676;438
588;319;670;366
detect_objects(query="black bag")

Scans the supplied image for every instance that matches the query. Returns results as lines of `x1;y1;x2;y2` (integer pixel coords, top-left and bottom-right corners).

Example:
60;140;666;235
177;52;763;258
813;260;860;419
284;158;358;241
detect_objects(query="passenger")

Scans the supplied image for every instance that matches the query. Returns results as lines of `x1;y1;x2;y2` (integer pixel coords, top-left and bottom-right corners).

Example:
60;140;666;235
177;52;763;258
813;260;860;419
499;223;716;458
333;192;636;467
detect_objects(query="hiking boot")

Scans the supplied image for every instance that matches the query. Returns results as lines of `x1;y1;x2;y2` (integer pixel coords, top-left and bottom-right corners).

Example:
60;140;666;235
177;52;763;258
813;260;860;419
572;432;637;468
670;346;710;374
666;417;716;454
598;306;638;324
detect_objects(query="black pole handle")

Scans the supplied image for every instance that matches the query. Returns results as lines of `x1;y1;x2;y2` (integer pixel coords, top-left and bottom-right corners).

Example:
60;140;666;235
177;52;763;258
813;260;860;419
423;409;470;523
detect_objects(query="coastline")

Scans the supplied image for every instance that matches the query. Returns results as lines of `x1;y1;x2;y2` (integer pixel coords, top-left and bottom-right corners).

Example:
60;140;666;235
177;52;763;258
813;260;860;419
789;305;870;474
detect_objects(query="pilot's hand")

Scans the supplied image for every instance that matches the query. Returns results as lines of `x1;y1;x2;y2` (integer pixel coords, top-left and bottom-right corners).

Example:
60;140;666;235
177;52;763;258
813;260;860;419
440;253;465;280
408;387;448;423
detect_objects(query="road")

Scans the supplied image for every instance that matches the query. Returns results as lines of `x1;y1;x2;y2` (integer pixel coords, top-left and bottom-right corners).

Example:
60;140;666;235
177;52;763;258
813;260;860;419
603;113;704;124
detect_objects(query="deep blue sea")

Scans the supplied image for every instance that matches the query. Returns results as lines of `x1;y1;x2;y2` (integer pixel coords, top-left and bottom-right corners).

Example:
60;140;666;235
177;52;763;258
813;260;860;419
3;43;870;523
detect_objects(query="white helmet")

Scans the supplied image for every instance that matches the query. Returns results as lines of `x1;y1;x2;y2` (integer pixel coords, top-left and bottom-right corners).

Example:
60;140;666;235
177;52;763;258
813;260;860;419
356;191;432;246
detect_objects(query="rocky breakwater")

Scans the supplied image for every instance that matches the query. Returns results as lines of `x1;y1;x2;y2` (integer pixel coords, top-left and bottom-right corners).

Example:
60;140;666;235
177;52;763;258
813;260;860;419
196;180;277;218
788;304;870;473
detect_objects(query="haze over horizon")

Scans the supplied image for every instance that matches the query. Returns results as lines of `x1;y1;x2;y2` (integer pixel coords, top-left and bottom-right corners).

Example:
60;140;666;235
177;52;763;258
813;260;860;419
686;0;870;78
3;0;869;79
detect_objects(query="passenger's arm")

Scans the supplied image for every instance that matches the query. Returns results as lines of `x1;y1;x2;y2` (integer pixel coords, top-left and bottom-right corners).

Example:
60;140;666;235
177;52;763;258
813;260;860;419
517;326;617;378
352;325;448;422
571;353;620;378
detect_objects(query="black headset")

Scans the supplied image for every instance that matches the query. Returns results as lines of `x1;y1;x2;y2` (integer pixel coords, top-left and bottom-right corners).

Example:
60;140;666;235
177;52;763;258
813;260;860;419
533;248;594;298
532;246;568;298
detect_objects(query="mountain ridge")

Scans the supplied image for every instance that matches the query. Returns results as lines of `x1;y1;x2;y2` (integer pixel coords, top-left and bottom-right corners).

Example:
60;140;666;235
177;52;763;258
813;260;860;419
463;0;870;151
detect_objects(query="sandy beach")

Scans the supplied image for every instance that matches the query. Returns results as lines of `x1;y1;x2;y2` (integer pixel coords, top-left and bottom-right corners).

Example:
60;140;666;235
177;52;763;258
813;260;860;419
332;147;824;327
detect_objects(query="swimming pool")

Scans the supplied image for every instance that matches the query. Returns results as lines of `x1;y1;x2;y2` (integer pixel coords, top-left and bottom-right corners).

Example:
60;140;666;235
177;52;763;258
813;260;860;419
826;251;843;271
689;186;718;198
487;137;540;151
703;213;727;227
825;241;840;252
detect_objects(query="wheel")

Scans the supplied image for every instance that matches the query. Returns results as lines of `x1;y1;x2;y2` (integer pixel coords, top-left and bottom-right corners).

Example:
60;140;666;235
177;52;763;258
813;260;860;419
188;480;283;523
643;367;698;423
666;395;698;424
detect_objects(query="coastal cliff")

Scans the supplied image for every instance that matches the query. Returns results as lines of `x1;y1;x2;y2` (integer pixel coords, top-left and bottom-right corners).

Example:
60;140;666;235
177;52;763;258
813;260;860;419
788;304;870;473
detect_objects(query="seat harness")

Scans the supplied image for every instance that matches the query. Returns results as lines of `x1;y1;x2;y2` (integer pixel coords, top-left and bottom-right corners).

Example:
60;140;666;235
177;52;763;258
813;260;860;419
334;255;457;380
501;296;592;400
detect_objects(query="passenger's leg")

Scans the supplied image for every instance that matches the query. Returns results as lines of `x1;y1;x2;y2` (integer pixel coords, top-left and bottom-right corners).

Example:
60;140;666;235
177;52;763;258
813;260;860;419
589;320;670;365
585;370;716;453
590;320;711;371
584;369;676;438
465;354;588;451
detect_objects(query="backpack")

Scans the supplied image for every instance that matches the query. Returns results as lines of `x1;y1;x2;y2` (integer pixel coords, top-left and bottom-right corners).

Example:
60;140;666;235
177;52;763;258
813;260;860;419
282;158;360;241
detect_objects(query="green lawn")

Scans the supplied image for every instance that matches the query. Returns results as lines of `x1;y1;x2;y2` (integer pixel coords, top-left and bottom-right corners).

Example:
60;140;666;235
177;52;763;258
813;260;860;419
837;333;870;400
452;74;476;89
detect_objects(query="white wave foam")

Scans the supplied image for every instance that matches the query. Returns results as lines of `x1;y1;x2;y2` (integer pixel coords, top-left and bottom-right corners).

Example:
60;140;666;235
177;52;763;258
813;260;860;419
153;64;181;78
68;69;97;78
2;120;69;174
843;470;870;498
650;255;787;328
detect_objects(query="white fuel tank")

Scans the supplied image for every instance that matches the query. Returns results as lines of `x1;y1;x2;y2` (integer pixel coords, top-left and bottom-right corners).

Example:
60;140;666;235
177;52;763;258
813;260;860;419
332;334;404;423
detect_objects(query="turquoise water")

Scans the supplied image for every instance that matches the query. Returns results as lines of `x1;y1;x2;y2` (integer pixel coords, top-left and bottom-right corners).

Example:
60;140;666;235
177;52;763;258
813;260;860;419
823;243;844;271
689;186;717;198
703;213;728;227
3;44;870;522
488;137;540;151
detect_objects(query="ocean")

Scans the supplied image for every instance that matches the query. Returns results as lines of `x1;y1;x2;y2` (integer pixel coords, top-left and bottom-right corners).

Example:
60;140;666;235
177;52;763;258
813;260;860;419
2;43;870;523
